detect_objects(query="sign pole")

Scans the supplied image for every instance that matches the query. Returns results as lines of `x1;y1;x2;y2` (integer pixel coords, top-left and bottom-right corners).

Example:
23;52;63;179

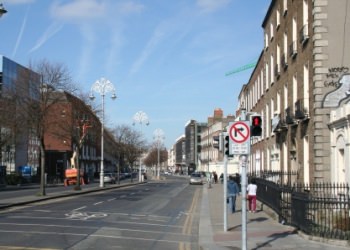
223;152;228;232
240;109;248;250
241;155;247;250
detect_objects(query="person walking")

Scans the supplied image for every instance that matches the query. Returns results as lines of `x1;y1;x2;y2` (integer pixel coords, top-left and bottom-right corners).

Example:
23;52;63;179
213;172;218;184
227;175;239;213
247;178;258;213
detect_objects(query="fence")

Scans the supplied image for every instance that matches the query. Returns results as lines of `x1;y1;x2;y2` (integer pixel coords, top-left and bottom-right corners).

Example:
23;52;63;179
250;171;350;241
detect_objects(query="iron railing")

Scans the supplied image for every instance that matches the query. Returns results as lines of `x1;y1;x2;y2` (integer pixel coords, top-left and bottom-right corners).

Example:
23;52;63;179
249;172;350;240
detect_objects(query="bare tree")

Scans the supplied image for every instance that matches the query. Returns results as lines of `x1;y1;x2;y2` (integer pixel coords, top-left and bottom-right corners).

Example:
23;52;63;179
15;59;78;195
111;124;149;181
144;146;168;169
0;89;17;172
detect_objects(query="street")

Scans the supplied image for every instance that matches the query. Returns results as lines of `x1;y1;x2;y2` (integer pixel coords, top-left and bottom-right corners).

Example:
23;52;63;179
0;176;202;250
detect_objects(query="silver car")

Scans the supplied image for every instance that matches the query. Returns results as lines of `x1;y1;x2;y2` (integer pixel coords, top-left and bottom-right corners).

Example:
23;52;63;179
189;173;203;185
104;173;116;184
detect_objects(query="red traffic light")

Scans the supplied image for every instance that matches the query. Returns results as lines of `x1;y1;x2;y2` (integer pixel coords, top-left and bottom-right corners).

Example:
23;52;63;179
252;116;262;126
251;115;262;137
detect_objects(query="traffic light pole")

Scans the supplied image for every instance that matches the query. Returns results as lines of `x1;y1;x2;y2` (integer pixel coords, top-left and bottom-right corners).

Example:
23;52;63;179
241;155;248;250
240;109;248;250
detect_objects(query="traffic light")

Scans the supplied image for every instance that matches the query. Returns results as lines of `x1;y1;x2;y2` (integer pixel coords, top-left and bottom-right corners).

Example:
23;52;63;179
251;115;262;136
224;135;230;156
212;136;220;149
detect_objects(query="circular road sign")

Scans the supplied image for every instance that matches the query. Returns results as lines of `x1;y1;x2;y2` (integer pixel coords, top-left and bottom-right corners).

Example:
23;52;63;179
229;121;250;144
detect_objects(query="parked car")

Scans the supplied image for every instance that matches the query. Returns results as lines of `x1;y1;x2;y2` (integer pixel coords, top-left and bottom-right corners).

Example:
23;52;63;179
104;173;116;184
189;172;203;185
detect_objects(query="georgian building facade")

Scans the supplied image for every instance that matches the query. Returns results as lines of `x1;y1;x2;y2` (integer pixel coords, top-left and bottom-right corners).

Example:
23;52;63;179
238;0;350;184
199;108;237;175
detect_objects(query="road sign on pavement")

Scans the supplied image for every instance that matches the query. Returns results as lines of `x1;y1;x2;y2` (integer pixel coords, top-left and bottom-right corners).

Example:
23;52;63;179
228;121;250;155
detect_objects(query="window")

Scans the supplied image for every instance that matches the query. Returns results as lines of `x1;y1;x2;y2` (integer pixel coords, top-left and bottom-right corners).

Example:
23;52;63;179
300;0;309;45
303;0;308;25
292;17;297;43
277;92;281;114
276;44;281;76
283;0;288;16
270;23;274;41
293;75;297;113
284;83;288;110
303;63;309;112
265;62;269;90
270;54;274;85
265;32;269;50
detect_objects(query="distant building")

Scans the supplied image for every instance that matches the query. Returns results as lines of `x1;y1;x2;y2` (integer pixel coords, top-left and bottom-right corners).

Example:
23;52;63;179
174;135;185;174
167;146;175;171
184;120;207;175
199;108;237;176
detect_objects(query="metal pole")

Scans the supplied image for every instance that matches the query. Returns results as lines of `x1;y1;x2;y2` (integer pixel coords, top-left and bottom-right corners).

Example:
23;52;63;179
153;128;164;179
89;77;117;188
208;125;211;188
139;124;142;182
133;111;149;182
157;143;160;178
223;153;228;231
100;93;105;187
240;109;247;250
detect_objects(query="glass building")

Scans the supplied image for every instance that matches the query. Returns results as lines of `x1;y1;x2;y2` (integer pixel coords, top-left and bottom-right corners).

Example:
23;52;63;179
0;55;40;176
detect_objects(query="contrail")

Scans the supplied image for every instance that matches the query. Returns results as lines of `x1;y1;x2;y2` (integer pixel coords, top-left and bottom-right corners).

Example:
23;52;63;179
28;22;63;54
12;6;29;58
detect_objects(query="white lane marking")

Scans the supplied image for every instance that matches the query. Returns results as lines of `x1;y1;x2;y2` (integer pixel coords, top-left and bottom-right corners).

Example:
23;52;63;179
108;198;116;202
0;229;191;244
65;211;107;220
93;201;103;205
73;206;86;211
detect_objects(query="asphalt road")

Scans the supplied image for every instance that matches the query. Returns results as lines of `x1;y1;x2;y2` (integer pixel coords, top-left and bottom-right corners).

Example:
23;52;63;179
0;176;202;250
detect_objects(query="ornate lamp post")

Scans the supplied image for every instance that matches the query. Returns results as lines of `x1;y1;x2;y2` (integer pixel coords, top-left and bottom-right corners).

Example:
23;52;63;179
89;78;117;188
153;128;165;179
133;111;149;182
0;3;7;18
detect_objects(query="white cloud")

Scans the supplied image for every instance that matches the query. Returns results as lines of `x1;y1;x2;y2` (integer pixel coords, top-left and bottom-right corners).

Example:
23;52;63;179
50;0;106;22
196;0;231;13
118;1;144;14
4;0;35;5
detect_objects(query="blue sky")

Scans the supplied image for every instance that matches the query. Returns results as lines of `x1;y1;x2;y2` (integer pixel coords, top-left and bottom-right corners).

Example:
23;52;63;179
0;0;270;148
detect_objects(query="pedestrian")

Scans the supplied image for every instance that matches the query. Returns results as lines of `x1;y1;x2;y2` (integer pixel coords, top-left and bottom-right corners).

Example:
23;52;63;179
227;175;239;213
213;171;218;183
247;178;258;213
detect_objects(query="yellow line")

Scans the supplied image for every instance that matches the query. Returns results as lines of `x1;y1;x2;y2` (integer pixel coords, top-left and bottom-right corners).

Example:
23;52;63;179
178;242;184;250
182;188;200;235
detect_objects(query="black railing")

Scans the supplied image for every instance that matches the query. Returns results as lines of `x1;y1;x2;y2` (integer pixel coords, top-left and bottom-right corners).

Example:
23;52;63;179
250;172;350;240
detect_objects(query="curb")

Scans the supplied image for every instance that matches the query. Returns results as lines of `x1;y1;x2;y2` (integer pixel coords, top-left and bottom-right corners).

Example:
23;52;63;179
0;181;146;210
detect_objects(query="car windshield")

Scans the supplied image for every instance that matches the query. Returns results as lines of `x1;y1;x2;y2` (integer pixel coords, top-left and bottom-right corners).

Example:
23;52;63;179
191;173;201;177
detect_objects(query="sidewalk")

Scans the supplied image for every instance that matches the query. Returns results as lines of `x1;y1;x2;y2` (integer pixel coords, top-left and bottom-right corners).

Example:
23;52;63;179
199;182;350;250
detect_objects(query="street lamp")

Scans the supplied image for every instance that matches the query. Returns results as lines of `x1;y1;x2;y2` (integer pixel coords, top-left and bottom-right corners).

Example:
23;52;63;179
89;77;117;188
133;111;149;182
153;128;165;179
0;3;7;18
